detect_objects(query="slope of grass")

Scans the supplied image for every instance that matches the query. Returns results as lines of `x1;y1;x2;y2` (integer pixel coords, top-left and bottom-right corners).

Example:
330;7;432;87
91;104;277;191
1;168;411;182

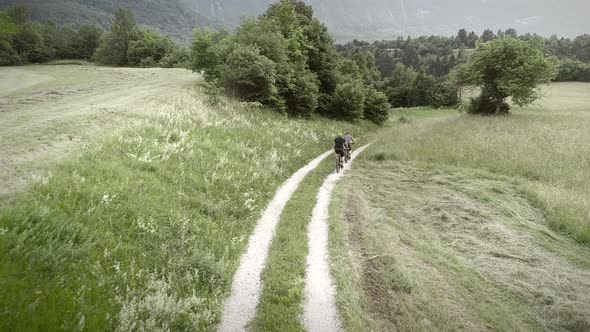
0;79;375;330
370;82;590;244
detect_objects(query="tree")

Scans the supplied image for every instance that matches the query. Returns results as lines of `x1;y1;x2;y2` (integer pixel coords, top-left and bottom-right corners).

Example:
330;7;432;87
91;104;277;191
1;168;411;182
220;45;283;110
76;25;102;59
363;86;390;124
94;8;139;65
408;68;436;106
127;29;175;67
351;51;381;82
504;28;518;38
456;28;468;47
330;79;365;120
191;29;230;80
573;34;590;63
452;37;557;114
481;29;495;43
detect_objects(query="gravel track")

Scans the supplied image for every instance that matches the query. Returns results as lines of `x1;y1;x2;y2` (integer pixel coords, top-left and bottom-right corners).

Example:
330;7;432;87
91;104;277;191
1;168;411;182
303;144;370;332
219;150;332;332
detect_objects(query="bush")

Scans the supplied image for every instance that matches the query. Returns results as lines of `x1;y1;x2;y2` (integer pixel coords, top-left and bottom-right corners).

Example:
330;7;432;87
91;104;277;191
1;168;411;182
127;30;175;67
159;47;190;68
430;79;459;108
330;79;366;121
555;58;590;82
220;45;284;110
93;8;139;66
363;86;390;124
282;67;320;117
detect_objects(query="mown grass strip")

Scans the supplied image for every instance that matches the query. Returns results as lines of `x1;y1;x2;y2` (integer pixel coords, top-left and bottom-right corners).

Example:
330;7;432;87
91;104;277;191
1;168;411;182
327;178;376;332
249;156;335;331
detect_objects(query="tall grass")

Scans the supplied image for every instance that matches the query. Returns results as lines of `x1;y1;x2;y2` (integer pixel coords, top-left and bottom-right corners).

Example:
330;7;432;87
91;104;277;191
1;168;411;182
370;83;590;244
0;83;375;330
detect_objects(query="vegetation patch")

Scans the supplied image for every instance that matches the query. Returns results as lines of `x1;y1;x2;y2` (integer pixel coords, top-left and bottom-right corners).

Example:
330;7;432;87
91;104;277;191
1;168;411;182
332;159;590;331
0;83;375;330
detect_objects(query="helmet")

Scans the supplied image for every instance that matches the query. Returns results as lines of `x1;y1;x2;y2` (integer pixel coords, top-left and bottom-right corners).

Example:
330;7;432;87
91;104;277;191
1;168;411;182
338;133;343;137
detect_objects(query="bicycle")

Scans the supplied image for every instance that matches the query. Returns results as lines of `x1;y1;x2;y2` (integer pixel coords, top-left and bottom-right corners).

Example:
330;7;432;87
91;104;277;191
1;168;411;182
345;142;353;163
336;150;345;173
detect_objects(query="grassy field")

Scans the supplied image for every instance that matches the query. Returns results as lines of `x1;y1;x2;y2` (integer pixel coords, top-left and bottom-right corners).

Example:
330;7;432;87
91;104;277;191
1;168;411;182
0;64;376;330
0;65;197;201
330;82;590;331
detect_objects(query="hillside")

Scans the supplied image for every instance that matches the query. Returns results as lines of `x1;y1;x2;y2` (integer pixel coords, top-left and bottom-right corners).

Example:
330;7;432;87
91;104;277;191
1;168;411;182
1;0;588;42
0;0;224;42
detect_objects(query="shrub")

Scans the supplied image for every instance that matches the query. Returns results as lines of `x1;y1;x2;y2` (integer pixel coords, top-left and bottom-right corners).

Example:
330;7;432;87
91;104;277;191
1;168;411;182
330;79;366;121
159;47;190;68
220;45;284;111
363;86;390;124
282;67;320;117
127;30;175;67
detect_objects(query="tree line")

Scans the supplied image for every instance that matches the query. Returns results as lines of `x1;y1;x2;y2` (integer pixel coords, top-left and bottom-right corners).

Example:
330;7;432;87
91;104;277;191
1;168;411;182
336;29;590;109
0;5;189;68
191;0;390;124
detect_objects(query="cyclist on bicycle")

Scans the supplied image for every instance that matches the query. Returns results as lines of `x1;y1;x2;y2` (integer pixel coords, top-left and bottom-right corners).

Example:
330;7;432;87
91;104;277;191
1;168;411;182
344;131;355;152
334;133;347;164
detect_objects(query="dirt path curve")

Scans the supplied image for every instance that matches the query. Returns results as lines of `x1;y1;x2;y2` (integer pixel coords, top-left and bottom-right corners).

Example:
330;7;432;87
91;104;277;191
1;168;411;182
219;150;332;332
303;144;370;332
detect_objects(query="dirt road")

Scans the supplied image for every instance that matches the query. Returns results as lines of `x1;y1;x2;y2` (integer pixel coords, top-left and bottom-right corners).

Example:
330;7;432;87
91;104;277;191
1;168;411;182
303;145;369;332
219;151;332;332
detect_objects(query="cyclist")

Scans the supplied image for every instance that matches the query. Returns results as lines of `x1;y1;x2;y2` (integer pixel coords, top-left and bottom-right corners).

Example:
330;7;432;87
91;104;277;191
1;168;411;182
334;133;346;168
344;131;355;155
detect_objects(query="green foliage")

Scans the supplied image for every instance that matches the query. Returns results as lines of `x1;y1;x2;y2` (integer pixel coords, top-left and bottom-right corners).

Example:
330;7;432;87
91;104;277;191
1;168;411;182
94;8;139;66
220;45;283;110
76;25;103;59
408;68;436;107
363;86;390;124
0;5;104;65
555;58;590;82
282;66;320;117
330;79;366;121
453;37;557;114
127;30;175;67
573;35;590;63
190;29;229;80
159;47;190;68
382;64;458;109
351;51;381;83
190;0;389;122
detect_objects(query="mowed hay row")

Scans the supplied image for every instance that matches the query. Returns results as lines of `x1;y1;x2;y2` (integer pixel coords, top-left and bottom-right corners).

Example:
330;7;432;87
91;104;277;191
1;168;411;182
335;160;590;331
0;81;376;331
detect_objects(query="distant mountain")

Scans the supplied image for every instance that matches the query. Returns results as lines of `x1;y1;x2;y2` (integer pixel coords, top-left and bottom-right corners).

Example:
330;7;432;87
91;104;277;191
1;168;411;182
1;0;588;42
192;0;590;41
0;0;224;42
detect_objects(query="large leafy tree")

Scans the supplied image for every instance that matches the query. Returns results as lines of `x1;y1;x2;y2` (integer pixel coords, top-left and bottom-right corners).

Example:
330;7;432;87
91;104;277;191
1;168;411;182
94;8;139;65
453;37;557;114
127;29;175;67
